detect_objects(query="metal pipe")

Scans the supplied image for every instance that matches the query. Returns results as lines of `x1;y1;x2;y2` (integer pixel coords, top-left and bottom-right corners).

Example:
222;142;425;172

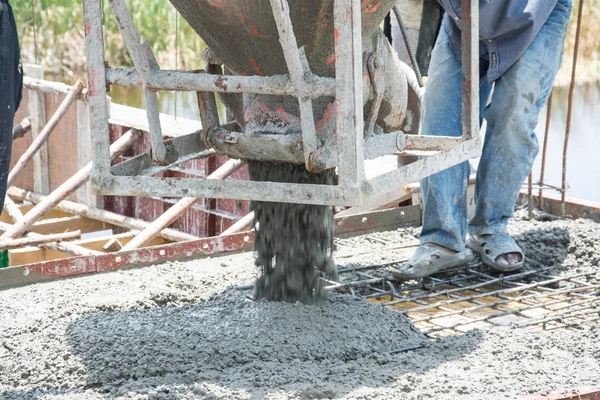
105;68;337;98
460;0;480;141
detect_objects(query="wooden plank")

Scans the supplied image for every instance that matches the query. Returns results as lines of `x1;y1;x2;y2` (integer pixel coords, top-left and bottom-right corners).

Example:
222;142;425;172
30;216;111;235
9;247;50;266
23;64;50;194
45;90;81;201
109;103;202;138
12;79;35;191
76;99;103;208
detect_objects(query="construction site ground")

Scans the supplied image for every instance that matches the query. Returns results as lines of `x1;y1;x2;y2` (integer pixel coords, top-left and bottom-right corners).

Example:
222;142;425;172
1;211;599;400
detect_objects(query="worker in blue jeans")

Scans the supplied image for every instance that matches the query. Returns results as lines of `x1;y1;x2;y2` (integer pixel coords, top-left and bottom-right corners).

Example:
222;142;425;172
395;0;572;279
0;0;22;213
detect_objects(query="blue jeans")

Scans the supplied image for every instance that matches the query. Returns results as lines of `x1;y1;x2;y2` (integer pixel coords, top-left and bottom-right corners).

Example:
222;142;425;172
419;0;571;252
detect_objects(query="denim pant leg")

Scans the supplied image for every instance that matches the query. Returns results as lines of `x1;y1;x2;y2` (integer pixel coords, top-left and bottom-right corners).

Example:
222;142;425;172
419;28;492;252
0;0;22;213
469;1;571;236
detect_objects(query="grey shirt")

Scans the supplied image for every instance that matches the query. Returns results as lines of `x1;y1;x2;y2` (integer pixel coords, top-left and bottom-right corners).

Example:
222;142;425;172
437;0;560;82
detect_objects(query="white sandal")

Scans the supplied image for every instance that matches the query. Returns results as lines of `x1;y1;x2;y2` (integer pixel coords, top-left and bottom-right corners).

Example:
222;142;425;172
393;245;474;280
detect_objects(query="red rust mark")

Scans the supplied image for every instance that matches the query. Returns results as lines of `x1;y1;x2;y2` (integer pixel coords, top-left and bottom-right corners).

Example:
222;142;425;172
89;69;98;95
361;0;380;13
222;20;230;25
334;28;340;47
274;106;292;123
206;0;224;8
315;102;337;133
251;25;266;38
238;14;246;22
245;102;293;125
85;23;92;36
326;52;337;65
249;57;263;76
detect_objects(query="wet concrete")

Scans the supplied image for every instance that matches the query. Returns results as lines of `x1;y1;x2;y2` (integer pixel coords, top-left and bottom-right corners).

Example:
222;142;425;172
0;214;599;399
249;161;338;304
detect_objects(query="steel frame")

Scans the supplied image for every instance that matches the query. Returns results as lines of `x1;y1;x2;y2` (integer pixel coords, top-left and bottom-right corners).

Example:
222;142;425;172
83;0;481;206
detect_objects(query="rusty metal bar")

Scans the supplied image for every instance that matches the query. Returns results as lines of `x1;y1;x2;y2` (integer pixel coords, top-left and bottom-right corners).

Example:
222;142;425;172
538;92;553;209
91;175;360;205
7;80;85;189
392;5;423;87
411;284;600;324
105;68;337;97
562;0;585;212
519;299;600;328
22;76;88;98
1;130;141;240
387;271;593;311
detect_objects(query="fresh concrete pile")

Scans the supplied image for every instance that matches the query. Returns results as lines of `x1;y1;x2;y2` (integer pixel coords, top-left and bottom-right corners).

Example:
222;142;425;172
1;214;599;399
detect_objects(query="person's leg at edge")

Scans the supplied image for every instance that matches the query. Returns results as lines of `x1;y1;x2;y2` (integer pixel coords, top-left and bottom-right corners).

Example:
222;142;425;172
420;31;492;252
0;0;23;213
468;0;572;267
396;26;491;275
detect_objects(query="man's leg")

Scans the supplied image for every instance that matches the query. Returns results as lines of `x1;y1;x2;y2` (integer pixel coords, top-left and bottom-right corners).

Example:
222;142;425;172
0;0;23;213
469;0;572;266
394;27;492;279
419;28;491;252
